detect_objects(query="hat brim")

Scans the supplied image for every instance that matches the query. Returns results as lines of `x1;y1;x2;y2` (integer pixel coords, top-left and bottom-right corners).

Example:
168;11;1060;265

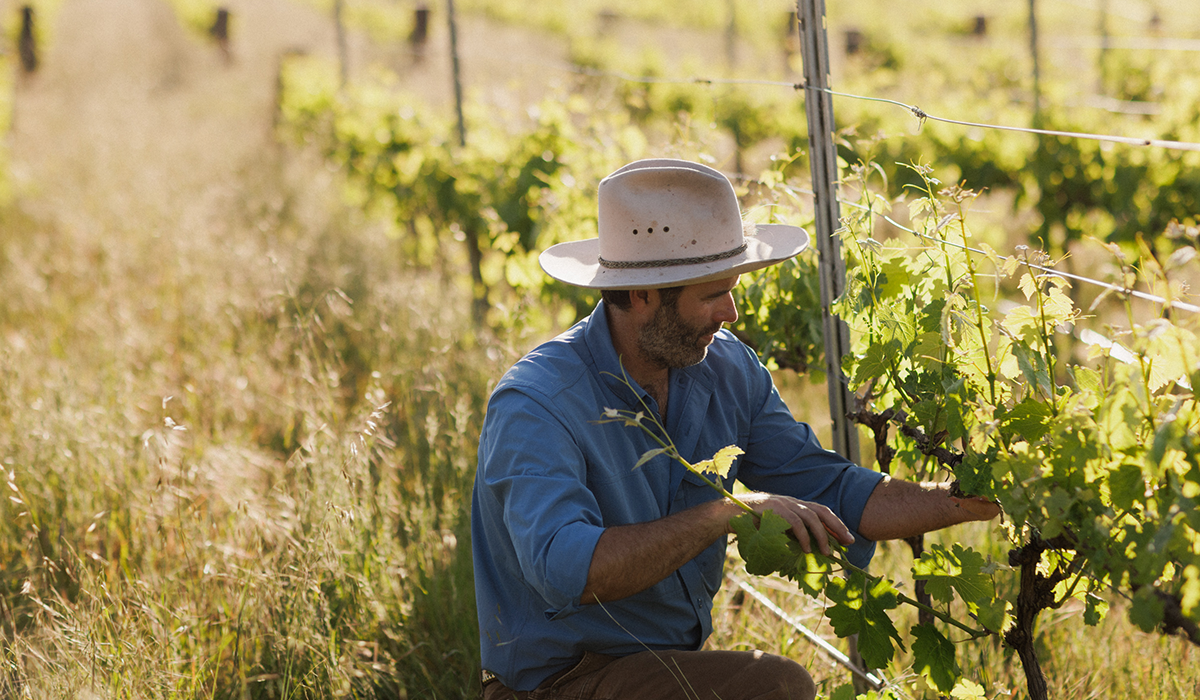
539;223;810;290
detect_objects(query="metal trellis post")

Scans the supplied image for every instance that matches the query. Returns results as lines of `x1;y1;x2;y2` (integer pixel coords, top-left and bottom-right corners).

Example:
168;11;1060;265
796;0;860;468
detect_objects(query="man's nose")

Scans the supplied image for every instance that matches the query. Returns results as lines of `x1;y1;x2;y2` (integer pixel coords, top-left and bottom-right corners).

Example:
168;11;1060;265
716;294;738;325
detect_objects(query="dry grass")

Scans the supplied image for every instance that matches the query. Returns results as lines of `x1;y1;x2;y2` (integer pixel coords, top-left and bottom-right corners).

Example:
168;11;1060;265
0;0;508;697
1;0;1198;698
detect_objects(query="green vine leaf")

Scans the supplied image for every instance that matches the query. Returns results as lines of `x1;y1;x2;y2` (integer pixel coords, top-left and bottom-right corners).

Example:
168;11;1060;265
824;571;903;669
912;624;961;693
730;510;796;576
950;678;988;700
695;445;743;479
854;340;898;385
1084;591;1109;626
1129;587;1166;632
974;596;1010;633
998;398;1053;442
1108;462;1145;511
633;447;671;470
912;543;994;606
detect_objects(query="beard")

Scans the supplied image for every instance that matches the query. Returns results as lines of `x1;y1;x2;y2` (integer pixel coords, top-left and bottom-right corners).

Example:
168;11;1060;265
637;301;722;370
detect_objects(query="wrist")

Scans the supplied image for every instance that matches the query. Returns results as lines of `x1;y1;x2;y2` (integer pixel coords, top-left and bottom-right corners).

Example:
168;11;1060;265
717;496;746;535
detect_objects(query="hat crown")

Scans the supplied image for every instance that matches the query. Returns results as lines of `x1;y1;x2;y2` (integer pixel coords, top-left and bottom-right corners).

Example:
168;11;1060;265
537;158;808;290
597;160;743;266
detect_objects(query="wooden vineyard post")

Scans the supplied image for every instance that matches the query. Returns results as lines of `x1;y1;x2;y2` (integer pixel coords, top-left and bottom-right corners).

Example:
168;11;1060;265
447;0;466;148
19;5;37;74
410;4;430;62
1097;0;1110;95
445;0;487;325
1028;0;1042;123
796;0;860;468
334;0;348;86
210;8;231;63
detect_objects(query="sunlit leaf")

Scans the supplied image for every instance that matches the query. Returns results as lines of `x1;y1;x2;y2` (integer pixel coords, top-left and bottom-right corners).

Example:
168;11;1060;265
1108;463;1145;511
913;544;994;605
824;572;903;669
1084;592;1109;626
999;399;1053;442
1042;287;1075;325
731;511;796;576
1182;565;1200;616
854;340;897;385
708;445;744;479
950;678;987;700
912;624;961;693
1000;305;1038;339
1018;272;1038;300
974;596;1009;632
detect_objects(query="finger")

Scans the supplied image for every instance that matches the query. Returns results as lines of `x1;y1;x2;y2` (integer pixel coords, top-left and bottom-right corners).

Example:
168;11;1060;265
952;496;1002;521
796;502;853;551
788;515;814;554
817;510;855;546
789;506;834;556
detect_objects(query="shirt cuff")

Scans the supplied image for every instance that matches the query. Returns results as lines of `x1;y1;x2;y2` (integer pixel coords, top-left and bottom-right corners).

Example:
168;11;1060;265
542;521;605;620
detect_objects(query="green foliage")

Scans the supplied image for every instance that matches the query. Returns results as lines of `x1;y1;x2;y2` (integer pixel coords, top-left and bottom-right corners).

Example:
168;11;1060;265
733;252;825;375
718;150;1198;694
911;624;960;693
275;54;665;323
912;544;992;607
730;511;796;577
826;159;1199;692
823;572;903;670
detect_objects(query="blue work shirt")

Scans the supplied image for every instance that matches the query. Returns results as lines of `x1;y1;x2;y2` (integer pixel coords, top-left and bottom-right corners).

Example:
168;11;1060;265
471;300;883;691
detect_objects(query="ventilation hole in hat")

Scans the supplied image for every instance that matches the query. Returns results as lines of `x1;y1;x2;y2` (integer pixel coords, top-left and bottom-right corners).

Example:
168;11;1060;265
632;229;638;235
647;228;653;233
663;226;669;232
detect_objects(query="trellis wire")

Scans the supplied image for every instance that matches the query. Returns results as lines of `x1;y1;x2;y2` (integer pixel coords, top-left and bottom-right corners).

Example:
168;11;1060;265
726;573;887;691
876;212;1200;315
754;180;1200;316
562;64;1200;154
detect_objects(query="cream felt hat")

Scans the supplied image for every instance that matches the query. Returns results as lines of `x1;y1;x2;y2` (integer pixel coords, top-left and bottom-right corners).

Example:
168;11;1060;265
539;159;809;290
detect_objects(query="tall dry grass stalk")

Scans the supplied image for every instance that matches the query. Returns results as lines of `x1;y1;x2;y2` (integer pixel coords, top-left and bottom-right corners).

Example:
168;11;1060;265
0;140;505;697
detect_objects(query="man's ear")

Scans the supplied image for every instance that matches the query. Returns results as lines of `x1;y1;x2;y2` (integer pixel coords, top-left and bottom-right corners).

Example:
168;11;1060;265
628;288;656;317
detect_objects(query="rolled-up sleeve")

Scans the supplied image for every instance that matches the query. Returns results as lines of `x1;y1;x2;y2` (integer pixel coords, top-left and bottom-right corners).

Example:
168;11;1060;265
476;387;605;616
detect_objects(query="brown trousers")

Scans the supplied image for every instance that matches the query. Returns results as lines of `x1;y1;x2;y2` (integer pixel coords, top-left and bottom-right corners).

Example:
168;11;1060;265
481;649;815;700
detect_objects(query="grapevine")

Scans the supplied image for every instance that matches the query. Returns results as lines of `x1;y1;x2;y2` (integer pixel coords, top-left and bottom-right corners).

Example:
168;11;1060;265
597;366;996;693
825;159;1200;698
272;48;1200;698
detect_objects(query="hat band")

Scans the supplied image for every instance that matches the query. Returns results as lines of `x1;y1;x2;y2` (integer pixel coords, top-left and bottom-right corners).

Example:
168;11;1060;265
598;243;748;270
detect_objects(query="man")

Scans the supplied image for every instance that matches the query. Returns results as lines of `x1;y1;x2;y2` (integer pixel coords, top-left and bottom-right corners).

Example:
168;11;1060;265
472;159;998;699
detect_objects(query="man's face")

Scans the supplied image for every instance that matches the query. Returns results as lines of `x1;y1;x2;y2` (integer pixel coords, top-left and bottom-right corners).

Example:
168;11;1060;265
637;276;740;369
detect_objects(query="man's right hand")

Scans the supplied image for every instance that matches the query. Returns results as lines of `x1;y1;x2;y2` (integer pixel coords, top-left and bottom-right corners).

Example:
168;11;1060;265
732;493;855;557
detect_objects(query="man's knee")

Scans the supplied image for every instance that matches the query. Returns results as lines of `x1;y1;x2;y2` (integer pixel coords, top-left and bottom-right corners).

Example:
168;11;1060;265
736;651;816;700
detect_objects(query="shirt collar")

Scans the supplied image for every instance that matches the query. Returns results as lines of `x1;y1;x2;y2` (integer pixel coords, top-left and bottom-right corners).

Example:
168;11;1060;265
582;300;648;409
